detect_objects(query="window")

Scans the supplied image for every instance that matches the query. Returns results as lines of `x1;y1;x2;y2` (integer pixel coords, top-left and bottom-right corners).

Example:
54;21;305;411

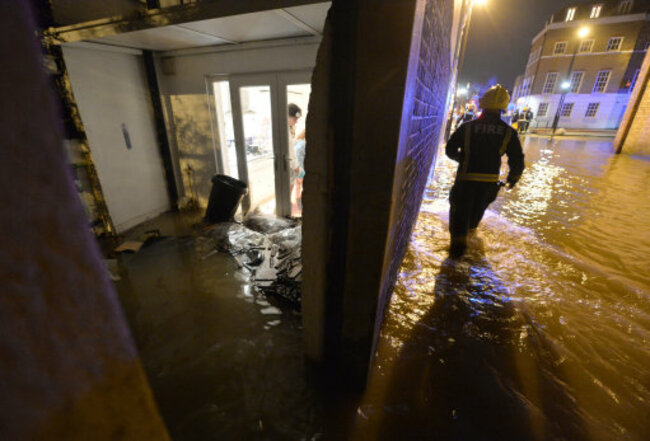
554;41;568;54
566;7;577;21
528;47;542;65
579;39;595;53
591;5;603;18
619;0;633;14
543;72;558;94
570;71;584;93
560;102;574;117
630;69;641;91
593;70;611;93
607;37;623;51
538;103;549;117
585;103;600;117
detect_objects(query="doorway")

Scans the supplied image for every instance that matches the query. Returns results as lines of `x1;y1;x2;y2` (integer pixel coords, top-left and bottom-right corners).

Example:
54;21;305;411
209;71;311;218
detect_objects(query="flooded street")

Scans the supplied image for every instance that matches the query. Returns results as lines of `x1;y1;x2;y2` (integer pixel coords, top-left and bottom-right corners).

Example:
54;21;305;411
354;136;650;440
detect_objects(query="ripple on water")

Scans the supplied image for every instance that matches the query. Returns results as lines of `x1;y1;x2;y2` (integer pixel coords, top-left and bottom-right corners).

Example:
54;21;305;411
359;138;650;441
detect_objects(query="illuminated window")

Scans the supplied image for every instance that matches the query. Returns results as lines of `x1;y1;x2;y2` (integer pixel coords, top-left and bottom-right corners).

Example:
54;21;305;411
590;5;603;18
554;41;568;54
569;71;584;93
560;103;574;117
630;69;641;91
566;7;577;21
543;72;558;93
607;37;623;51
619;0;633;14
579;39;595;53
585;103;600;117
538;103;549;117
593;70;611;93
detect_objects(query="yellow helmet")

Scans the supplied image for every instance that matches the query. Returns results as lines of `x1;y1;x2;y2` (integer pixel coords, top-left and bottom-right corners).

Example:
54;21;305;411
479;84;510;110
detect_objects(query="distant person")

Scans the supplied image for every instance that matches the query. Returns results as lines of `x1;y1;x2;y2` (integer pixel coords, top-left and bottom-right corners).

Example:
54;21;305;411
456;104;477;126
517;107;534;134
444;84;525;258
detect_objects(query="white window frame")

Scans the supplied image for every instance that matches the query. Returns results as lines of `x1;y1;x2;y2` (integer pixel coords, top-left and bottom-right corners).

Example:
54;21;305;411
630;69;641;92
569;71;584;93
554;41;568;54
543;72;558;94
593;70;612;93
579;39;595;53
585;103;600;117
566;7;577;21
606;37;624;51
560;102;574;117
538;102;549;117
619;0;633;15
590;5;603;18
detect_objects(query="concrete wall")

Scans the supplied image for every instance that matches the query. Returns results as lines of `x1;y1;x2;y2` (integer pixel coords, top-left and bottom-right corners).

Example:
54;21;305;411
302;0;454;385
62;45;171;233
0;3;169;439
614;49;650;154
157;39;320;205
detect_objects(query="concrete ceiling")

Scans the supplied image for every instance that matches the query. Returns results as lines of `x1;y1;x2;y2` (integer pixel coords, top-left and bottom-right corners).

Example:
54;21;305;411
84;2;330;51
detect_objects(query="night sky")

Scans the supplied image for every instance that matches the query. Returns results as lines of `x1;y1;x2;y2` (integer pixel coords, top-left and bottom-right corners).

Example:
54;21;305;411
460;0;577;89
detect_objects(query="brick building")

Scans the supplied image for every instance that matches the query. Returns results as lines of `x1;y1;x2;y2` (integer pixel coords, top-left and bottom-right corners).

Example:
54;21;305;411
512;0;650;130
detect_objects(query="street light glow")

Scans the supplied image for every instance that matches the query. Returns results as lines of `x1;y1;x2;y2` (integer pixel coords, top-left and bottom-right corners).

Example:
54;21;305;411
457;88;468;96
473;0;488;6
578;27;591;38
561;81;571;90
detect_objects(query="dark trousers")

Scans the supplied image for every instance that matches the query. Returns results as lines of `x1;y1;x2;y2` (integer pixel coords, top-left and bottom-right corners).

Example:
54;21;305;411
449;180;500;244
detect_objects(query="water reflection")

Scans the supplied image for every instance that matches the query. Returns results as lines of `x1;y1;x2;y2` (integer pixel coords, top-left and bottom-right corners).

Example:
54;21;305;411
356;137;650;440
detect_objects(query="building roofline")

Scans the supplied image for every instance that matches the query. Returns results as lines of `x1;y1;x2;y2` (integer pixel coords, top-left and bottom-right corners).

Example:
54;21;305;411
531;12;650;45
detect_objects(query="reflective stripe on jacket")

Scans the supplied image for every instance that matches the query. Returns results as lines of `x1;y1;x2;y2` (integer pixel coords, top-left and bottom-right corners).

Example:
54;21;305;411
445;113;525;183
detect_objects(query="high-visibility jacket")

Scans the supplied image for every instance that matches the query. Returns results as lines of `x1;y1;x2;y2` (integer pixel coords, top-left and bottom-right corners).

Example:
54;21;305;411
445;113;525;184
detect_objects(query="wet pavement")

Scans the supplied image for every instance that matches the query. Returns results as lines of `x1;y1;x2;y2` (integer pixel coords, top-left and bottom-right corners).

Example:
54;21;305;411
113;227;322;440
352;136;650;440
113;136;649;440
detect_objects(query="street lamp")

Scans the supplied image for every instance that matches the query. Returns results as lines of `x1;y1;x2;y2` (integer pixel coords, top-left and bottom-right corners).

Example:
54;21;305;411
447;0;487;138
551;26;590;137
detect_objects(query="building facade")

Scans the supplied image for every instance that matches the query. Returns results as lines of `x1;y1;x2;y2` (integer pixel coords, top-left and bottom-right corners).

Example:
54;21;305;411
512;0;650;130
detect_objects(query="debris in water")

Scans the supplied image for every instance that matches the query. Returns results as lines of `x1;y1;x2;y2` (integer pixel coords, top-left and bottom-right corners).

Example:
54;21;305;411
206;219;302;306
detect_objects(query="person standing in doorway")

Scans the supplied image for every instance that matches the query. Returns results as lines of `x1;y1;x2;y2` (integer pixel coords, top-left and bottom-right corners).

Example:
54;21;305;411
445;84;525;258
287;103;303;213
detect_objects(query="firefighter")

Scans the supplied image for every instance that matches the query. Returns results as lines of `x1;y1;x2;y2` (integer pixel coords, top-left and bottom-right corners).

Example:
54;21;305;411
517;106;534;134
445;84;525;258
456;103;477;126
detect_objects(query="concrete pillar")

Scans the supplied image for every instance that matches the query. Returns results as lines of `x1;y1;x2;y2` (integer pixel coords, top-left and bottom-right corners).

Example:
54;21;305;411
303;0;454;386
614;48;650;154
0;3;170;440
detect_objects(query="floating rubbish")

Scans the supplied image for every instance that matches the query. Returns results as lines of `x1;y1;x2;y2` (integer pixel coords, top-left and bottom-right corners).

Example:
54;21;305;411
206;219;302;306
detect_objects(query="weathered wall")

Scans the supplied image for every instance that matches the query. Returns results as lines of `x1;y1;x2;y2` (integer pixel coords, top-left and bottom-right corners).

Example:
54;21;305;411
614;48;650;155
157;40;320;204
0;3;169;440
50;0;144;25
302;0;454;384
62;45;171;232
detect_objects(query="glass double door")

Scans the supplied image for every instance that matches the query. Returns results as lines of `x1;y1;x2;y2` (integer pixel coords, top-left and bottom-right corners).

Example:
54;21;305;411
212;72;311;217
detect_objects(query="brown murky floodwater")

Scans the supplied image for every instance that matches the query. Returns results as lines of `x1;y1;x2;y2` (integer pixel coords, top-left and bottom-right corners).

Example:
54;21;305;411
353;136;650;440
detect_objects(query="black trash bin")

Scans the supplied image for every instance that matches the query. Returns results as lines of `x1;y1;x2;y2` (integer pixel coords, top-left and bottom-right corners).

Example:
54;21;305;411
205;174;248;223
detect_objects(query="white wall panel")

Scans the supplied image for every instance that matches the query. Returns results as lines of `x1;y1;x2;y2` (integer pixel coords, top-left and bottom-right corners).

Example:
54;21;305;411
63;46;171;232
